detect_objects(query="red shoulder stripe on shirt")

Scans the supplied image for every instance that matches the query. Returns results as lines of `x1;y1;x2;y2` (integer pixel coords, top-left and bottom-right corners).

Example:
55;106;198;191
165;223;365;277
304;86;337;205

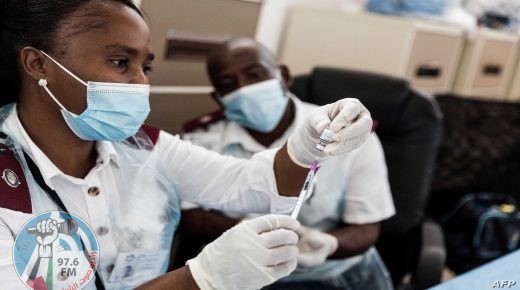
140;124;160;145
0;143;32;213
182;110;226;133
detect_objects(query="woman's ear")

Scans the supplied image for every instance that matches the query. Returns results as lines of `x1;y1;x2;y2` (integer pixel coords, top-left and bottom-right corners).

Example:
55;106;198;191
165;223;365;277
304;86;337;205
279;64;293;88
20;47;47;81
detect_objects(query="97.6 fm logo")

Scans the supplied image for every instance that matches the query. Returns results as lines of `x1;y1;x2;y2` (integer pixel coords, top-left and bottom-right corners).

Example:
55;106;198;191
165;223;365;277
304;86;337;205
13;211;100;290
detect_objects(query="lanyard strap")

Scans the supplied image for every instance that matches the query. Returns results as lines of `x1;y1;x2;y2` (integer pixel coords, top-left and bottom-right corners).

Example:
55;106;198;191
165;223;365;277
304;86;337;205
23;152;106;290
23;152;68;211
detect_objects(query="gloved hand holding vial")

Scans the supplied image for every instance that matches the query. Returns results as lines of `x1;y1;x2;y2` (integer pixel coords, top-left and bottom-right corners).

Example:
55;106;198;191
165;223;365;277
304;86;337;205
289;98;372;218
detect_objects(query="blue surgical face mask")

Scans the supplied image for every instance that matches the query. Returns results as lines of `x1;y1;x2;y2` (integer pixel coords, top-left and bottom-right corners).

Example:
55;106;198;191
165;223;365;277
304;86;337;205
220;76;289;133
38;50;151;141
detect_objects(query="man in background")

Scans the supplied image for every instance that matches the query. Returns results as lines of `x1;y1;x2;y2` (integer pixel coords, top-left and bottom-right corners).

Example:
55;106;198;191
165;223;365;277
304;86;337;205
179;37;395;289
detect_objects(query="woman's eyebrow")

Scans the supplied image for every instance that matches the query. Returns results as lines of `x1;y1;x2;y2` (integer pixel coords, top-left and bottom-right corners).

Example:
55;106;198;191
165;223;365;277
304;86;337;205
105;44;155;60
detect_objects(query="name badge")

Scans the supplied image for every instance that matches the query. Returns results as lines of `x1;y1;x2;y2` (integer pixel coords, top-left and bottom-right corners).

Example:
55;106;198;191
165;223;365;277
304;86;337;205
108;250;168;284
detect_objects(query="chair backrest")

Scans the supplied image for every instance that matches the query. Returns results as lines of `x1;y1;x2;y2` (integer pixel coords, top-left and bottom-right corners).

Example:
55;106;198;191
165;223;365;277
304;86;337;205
290;67;443;282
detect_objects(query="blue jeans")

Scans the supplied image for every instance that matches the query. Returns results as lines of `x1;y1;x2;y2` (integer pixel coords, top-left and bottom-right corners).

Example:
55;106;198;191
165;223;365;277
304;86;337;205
263;248;394;290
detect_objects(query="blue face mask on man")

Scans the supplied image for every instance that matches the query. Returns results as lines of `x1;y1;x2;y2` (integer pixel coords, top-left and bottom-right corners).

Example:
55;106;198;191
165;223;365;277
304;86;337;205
38;50;151;141
220;76;289;133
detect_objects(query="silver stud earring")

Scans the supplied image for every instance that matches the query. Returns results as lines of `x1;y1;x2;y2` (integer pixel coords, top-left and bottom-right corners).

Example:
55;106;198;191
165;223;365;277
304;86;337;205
38;79;47;87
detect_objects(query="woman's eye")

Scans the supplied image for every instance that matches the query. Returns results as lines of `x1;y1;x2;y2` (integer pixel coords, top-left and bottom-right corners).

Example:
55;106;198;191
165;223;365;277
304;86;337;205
111;59;128;68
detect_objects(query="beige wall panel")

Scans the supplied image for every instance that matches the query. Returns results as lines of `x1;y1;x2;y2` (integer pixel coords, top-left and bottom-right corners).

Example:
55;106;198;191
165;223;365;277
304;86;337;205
141;0;260;132
142;0;261;86
146;93;219;134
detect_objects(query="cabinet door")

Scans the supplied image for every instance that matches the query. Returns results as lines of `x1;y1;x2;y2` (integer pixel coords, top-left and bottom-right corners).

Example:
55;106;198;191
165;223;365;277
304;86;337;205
404;27;464;94
472;38;517;93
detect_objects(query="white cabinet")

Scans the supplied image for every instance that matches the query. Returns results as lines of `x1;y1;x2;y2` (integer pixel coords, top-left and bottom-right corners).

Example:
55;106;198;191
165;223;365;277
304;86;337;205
506;50;520;102
452;28;518;100
279;7;465;94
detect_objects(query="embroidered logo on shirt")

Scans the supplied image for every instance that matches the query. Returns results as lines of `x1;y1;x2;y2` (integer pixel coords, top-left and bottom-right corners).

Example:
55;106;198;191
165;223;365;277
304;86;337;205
2;168;20;188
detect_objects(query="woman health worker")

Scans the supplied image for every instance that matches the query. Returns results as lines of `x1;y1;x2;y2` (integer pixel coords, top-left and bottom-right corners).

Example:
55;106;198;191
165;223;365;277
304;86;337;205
0;1;372;289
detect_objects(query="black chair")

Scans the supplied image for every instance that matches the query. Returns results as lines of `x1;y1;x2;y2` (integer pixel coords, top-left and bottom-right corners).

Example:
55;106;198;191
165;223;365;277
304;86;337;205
290;67;444;290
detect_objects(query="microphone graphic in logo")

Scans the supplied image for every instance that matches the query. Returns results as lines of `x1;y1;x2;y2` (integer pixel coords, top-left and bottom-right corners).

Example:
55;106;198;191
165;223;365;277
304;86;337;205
26;219;78;235
13;211;99;290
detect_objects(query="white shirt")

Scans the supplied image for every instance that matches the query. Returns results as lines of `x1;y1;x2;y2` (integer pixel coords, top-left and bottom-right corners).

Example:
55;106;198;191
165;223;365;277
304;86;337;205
0;104;296;289
183;95;395;231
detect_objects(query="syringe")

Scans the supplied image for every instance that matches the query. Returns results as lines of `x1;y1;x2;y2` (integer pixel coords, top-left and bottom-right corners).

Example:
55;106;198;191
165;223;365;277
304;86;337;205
290;128;333;219
290;160;318;219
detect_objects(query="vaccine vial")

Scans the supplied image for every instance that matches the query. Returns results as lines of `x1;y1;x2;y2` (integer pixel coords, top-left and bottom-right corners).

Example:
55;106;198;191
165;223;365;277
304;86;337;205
315;128;333;151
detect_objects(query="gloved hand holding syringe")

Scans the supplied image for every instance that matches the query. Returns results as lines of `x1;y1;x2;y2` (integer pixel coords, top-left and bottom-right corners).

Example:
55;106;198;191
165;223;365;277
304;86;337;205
288;98;372;218
291;128;333;218
188;98;371;290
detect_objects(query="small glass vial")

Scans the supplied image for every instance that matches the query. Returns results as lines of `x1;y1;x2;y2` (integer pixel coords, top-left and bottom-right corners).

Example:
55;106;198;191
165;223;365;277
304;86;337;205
315;128;333;151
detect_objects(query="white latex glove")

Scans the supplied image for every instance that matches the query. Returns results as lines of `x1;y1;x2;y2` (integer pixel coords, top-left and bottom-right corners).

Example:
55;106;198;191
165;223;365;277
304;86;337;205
288;98;372;167
187;214;300;290
296;226;339;269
